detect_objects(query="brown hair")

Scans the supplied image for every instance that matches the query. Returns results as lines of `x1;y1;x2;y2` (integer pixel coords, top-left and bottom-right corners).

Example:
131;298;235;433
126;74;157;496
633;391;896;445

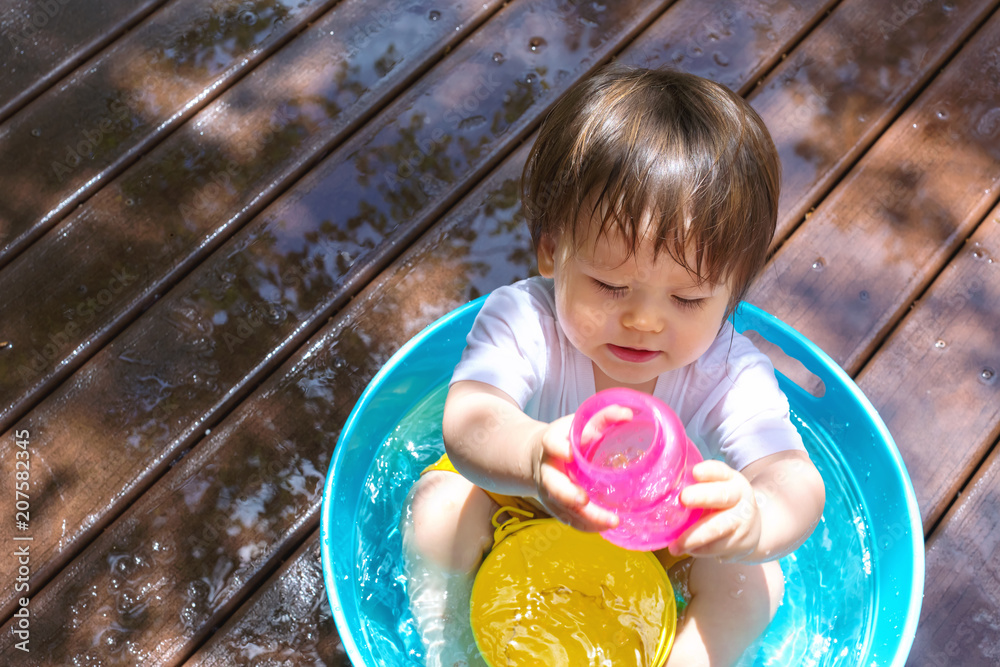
521;64;780;317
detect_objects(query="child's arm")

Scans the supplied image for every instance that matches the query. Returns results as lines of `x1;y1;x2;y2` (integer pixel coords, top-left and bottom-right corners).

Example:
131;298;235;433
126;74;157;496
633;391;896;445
442;380;619;532
669;450;825;563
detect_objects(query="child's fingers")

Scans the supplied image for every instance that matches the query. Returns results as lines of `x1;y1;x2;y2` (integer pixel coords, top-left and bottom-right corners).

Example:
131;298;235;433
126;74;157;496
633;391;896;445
691;460;737;482
539;461;587;507
553;497;618;532
670;503;758;558
680;480;745;510
575;500;619;530
580;405;633;445
540;414;575;460
670;513;737;556
538;463;618;531
683;535;746;561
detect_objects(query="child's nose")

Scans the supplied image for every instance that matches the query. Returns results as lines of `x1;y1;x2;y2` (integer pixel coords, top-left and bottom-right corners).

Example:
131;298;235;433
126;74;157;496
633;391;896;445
622;301;664;333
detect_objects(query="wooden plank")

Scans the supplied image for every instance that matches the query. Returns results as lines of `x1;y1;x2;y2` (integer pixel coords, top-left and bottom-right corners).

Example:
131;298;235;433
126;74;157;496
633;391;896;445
0;0;168;123
748;8;1000;377
0;0;830;656
186;530;351;666
746;0;998;244
0;0;507;432
907;440;1000;666
0;0;677;643
0;0;339;267
856;202;1000;531
614;0;836;96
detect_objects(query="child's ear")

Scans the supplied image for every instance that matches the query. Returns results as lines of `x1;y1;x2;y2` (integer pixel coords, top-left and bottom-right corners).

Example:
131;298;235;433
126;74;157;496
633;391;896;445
537;233;556;278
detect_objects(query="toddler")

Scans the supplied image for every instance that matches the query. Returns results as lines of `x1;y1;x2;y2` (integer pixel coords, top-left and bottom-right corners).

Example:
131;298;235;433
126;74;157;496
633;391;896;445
404;64;826;667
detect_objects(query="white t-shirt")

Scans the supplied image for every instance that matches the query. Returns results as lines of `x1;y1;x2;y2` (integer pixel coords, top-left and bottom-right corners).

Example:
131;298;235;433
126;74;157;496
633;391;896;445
451;277;804;471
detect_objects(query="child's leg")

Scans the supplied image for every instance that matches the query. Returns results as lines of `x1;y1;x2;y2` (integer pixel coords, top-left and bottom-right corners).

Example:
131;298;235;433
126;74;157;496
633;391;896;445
404;470;498;572
402;471;497;667
663;557;784;667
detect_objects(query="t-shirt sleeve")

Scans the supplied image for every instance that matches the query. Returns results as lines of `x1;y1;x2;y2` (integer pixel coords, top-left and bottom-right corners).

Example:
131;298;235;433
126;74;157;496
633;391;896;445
695;342;806;472
449;284;549;408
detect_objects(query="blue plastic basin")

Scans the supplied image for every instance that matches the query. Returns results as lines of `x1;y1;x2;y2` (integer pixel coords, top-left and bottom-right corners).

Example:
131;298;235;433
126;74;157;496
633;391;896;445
320;298;924;666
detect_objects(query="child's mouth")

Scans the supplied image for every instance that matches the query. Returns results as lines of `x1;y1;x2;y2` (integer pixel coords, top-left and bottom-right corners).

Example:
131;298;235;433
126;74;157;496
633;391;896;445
607;344;659;363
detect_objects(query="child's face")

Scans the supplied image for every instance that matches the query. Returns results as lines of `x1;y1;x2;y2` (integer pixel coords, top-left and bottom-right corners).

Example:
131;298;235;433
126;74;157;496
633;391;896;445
538;215;732;392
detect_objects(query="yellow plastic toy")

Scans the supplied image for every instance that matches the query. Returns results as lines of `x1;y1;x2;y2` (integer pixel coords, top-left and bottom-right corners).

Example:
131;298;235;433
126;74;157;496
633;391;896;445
470;507;676;667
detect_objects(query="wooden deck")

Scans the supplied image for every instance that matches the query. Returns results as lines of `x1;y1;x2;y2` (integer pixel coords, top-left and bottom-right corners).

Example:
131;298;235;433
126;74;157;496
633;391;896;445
1;0;998;664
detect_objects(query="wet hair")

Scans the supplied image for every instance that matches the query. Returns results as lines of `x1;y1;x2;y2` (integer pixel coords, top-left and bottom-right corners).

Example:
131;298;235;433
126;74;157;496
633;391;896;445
521;63;781;317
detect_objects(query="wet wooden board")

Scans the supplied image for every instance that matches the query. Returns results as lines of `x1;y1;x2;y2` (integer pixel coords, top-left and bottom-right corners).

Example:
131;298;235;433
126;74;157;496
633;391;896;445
748;7;1000;377
0;0;168;123
0;0;342;267
0;0;681;650
0;0;506;621
0;0;507;432
747;0;998;244
856;202;1000;532
908;440;1000;666
613;0;835;95
0;0;828;650
187;529;351;666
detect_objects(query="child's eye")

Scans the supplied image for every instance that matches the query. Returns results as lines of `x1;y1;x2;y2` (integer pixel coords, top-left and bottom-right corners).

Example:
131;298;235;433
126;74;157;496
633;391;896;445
673;296;706;310
593;280;628;299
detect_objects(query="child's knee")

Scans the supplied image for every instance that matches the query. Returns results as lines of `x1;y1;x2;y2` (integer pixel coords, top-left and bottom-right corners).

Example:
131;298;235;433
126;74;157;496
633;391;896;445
404;471;496;573
690;558;784;624
727;560;784;626
735;560;785;627
760;559;785;619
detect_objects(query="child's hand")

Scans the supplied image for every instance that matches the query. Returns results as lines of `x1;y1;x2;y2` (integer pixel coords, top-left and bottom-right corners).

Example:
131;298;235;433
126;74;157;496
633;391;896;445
530;407;630;533
668;460;762;562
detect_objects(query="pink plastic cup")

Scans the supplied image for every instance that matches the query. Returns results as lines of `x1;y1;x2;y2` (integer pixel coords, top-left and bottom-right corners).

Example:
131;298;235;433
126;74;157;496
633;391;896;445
564;387;703;551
